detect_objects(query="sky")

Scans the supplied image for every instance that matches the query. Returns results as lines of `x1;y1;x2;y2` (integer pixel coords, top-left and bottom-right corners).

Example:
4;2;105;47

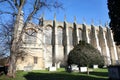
0;0;109;26
43;0;109;26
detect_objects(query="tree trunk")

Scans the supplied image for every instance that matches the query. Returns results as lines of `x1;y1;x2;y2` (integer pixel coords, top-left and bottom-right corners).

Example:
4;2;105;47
87;65;89;75
8;52;16;78
8;8;22;78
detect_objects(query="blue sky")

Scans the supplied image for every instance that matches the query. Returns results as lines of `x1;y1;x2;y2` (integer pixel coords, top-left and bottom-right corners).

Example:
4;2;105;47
0;0;109;26
43;0;109;26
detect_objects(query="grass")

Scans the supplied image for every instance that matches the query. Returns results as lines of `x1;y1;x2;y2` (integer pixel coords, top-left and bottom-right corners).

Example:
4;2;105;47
0;68;108;80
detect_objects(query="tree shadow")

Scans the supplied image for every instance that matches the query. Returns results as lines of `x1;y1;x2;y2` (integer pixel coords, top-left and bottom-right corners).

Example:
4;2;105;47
90;72;108;77
24;72;108;80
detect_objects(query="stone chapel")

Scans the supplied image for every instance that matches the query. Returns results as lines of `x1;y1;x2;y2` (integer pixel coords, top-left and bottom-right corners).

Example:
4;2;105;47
16;12;120;70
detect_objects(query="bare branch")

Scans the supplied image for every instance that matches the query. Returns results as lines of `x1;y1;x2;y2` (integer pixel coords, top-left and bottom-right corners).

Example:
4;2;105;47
0;22;13;57
53;1;63;9
19;0;25;8
0;10;14;15
7;0;16;11
0;0;7;3
25;0;40;23
14;0;19;9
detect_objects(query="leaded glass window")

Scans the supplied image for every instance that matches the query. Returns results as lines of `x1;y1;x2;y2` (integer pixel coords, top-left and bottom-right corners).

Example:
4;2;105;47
78;28;82;41
44;26;52;45
24;28;37;44
68;27;73;45
88;29;91;43
57;26;63;45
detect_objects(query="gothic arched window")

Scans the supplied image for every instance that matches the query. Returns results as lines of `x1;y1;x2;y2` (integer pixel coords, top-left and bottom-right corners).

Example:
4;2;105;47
24;28;37;44
78;28;82;41
44;26;52;45
57;26;63;45
96;30;99;39
88;29;91;43
68;27;73;45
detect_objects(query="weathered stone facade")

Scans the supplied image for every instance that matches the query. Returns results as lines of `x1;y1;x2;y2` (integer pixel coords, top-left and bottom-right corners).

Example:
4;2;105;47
16;13;119;70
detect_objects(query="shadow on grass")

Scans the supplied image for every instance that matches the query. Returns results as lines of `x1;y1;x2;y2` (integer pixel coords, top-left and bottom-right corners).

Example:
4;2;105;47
90;72;108;77
24;72;108;80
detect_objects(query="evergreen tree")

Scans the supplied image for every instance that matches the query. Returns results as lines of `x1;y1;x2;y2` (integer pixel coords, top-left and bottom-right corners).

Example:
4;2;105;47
108;0;120;45
67;41;104;67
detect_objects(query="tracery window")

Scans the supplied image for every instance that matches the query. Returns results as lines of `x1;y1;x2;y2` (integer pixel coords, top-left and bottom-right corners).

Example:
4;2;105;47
88;29;91;43
78;28;82;41
57;26;63;45
68;27;73;45
24;28;37;44
96;30;99;39
44;26;52;45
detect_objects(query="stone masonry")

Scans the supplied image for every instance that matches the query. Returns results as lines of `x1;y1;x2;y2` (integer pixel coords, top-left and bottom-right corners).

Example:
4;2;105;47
16;13;119;70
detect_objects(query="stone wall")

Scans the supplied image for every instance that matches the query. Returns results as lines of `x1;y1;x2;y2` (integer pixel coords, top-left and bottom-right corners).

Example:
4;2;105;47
16;13;119;70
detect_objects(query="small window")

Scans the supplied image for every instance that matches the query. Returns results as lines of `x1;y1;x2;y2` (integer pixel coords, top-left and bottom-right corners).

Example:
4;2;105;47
21;57;24;61
34;57;38;64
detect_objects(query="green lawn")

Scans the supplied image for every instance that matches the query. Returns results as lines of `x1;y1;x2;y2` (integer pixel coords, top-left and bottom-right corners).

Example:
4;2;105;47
0;68;108;80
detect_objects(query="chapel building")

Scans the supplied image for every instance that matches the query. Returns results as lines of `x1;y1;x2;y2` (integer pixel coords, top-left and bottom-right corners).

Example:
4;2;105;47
16;12;120;70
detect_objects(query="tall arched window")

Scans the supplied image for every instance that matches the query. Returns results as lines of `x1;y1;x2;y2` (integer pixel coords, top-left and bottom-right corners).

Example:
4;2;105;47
68;27;73;45
24;28;37;44
44;26;52;45
88;29;91;43
96;30;99;39
78;28;82;41
57;26;63;45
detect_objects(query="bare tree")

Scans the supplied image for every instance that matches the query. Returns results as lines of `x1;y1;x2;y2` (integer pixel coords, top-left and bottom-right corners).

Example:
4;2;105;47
0;0;62;78
0;21;13;58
